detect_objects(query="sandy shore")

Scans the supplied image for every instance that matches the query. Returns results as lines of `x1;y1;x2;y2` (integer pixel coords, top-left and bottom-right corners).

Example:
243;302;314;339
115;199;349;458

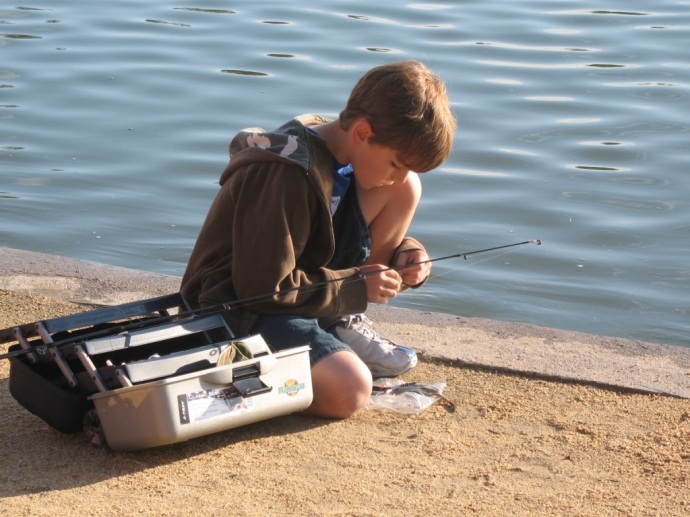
1;248;689;516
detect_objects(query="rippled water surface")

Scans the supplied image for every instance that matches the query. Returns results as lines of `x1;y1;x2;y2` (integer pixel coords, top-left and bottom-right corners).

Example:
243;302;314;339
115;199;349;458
2;1;689;347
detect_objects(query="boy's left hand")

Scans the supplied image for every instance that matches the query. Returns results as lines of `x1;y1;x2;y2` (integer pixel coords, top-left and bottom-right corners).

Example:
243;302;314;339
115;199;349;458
395;249;431;288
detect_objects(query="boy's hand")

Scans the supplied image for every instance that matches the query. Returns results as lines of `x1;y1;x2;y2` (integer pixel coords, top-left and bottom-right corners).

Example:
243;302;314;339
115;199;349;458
358;264;402;304
395;249;431;288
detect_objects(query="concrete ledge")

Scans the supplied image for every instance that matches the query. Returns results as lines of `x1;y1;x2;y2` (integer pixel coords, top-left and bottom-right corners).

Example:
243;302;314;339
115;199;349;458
2;246;689;398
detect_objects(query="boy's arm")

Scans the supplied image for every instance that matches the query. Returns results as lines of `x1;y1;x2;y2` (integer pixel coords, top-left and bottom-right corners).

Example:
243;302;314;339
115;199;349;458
229;163;367;317
391;237;430;289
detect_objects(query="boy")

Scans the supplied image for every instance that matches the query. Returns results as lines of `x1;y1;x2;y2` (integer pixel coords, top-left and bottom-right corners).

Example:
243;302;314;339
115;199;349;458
181;60;456;418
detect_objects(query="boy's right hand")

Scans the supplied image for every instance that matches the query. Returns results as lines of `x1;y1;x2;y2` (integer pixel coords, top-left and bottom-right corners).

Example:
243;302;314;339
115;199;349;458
358;264;402;304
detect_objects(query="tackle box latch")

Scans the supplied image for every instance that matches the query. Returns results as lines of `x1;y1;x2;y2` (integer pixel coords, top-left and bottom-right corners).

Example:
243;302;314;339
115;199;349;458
232;364;272;397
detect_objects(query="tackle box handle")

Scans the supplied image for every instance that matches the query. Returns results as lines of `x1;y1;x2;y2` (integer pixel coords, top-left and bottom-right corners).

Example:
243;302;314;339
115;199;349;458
200;355;278;387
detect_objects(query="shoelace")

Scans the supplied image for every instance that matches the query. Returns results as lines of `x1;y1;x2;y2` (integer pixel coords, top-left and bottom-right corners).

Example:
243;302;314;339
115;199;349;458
346;314;385;342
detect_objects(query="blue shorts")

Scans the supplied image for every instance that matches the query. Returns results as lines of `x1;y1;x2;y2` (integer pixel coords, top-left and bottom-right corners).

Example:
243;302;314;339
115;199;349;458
252;314;351;366
252;182;371;366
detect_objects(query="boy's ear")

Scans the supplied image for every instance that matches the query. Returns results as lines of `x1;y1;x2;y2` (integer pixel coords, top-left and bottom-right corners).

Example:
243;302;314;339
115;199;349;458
351;118;374;145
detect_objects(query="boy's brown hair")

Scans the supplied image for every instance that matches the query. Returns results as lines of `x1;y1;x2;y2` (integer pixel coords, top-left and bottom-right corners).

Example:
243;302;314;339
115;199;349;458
339;60;456;173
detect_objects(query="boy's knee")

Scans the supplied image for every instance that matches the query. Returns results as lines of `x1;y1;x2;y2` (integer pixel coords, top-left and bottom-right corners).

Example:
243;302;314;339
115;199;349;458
331;369;372;418
306;351;373;419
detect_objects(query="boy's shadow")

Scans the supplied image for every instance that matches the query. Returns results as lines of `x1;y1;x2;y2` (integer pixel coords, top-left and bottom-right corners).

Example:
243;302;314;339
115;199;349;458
0;376;331;498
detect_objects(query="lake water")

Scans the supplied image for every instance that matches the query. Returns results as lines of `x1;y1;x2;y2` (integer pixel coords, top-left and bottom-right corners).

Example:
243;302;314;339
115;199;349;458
1;1;689;348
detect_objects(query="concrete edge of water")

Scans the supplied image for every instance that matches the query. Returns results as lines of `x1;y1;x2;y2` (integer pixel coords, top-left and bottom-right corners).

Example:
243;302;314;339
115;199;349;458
2;246;689;399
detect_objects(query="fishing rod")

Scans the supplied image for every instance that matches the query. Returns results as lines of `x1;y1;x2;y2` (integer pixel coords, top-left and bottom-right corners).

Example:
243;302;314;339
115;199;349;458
201;240;543;309
399;239;541;269
0;239;541;360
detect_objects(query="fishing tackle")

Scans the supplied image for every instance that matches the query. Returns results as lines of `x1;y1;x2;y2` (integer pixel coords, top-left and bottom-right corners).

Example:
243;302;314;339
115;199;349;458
0;239;541;360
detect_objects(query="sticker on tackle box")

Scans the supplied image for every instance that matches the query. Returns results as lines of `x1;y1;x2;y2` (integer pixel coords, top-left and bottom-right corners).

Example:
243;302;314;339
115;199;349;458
177;386;256;425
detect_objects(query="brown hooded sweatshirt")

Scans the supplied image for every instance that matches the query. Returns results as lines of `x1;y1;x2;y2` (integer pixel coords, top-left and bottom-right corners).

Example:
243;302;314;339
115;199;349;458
181;115;426;320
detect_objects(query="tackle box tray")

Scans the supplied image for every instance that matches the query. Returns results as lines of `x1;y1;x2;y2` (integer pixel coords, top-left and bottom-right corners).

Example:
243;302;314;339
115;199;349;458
3;293;313;450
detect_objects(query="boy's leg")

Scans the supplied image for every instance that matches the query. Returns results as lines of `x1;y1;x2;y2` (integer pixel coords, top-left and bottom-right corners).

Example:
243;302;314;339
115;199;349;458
303;351;372;418
356;172;422;266
252;314;372;418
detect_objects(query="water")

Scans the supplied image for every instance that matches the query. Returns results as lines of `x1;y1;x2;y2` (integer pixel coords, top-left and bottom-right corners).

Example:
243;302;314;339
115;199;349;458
1;1;689;348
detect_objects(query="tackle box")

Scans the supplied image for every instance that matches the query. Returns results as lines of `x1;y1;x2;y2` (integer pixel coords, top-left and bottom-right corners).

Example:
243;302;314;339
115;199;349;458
1;293;313;451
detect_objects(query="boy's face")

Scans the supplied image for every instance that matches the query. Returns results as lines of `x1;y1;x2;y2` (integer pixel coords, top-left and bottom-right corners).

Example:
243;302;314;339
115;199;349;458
350;141;412;190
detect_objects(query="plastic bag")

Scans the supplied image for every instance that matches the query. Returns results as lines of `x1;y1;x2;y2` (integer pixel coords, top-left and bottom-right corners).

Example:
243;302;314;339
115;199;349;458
364;378;449;414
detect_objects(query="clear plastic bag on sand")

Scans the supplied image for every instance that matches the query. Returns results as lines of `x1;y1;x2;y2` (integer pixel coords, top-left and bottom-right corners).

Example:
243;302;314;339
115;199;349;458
364;378;448;414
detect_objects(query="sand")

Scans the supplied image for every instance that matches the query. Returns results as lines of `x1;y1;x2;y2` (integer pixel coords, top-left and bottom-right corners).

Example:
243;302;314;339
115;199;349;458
1;289;689;516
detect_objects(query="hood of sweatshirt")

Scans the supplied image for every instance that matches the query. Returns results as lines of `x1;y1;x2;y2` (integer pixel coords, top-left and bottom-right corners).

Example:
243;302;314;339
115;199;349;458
219;114;332;186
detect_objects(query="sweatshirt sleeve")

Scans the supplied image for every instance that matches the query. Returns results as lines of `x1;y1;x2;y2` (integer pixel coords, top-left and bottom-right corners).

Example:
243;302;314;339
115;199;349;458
390;236;429;290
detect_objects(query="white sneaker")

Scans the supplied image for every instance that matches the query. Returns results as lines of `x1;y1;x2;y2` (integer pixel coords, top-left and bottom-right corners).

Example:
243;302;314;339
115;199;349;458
326;314;417;378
